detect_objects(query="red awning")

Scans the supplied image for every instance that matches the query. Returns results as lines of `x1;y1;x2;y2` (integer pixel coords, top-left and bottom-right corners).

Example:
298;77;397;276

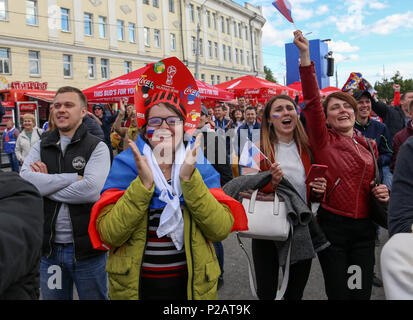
24;90;55;103
195;79;234;101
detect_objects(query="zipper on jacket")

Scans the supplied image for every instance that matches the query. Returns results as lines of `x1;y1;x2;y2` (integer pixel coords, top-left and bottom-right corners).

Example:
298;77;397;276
67;210;77;263
326;178;341;201
47;146;63;258
353;137;367;219
189;214;195;300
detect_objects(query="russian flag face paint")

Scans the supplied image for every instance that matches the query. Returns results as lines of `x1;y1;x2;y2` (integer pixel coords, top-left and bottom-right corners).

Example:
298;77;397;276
272;114;280;118
146;127;155;139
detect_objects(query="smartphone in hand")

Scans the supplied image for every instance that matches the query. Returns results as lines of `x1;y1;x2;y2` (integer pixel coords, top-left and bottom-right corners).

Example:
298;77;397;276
305;164;328;184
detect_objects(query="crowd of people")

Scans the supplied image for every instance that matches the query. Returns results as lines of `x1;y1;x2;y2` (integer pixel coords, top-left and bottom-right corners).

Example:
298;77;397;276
1;30;413;301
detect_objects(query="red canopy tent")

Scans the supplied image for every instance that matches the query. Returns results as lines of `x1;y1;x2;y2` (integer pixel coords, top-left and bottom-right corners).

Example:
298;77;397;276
83;67;233;105
215;75;298;105
320;86;341;96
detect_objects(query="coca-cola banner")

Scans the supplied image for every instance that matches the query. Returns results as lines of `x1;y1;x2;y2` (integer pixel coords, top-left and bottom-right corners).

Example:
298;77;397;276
134;57;201;135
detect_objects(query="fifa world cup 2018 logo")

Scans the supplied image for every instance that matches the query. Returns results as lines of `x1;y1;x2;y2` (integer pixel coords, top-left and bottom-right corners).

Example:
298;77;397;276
166;66;177;85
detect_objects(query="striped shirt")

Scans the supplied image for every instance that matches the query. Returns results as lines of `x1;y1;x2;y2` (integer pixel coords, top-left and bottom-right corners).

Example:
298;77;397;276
141;208;187;279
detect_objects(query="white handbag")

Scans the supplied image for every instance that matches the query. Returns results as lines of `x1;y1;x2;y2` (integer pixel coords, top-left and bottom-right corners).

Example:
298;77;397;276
237;189;292;300
239;189;290;241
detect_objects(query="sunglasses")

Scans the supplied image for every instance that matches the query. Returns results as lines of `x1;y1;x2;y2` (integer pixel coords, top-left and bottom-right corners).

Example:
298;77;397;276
146;116;182;127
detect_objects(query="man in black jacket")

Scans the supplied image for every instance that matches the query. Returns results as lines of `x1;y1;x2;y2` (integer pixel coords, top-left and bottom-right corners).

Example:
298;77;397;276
371;90;413;141
20;86;110;300
0;171;43;300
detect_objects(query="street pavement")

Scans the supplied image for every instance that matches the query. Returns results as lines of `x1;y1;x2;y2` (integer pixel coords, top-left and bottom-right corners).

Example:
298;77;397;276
218;228;388;300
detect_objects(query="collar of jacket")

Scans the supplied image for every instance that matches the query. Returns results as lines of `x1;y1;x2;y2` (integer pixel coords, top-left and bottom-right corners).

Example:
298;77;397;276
355;118;370;129
41;123;88;148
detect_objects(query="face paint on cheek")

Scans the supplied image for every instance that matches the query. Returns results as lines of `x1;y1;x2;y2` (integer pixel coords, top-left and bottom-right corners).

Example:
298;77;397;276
146;127;155;139
272;114;280;118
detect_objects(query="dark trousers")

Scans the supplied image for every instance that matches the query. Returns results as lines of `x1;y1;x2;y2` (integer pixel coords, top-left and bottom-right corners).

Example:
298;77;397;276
251;239;312;300
317;208;376;300
7;152;19;172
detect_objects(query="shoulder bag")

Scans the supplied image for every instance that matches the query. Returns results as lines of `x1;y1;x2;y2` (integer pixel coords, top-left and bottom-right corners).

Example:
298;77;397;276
237;189;292;300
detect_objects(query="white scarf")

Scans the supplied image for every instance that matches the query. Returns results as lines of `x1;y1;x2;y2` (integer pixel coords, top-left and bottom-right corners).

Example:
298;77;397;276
142;141;191;250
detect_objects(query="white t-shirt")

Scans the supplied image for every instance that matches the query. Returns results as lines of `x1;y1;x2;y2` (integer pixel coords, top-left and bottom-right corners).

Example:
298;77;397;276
275;140;307;204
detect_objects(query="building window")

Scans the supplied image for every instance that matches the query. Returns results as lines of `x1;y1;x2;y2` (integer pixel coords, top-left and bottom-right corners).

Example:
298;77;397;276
88;57;96;79
233;21;237;37
143;0;149;4
240;49;243;65
84;13;93;36
235;48;238;64
222;44;226;61
154;29;161;48
124;61;132;74
0;0;8;21
217;75;220;84
200;74;205;82
199;38;203;56
29;50;40;76
208;40;212;58
170;33;176;51
101;58;109;79
129;23;135;42
245;26;248;40
206;11;210;28
98;16;107;38
189;4;194;23
63;54;72;78
221;16;224;33
225;76;229;81
228;46;231;62
153;0;159;8
144;27;150;46
212;13;217;30
191;36;196;55
254;30;258;45
169;0;174;13
214;42;218;58
246;51;250;66
238;23;242;39
197;7;201;24
60;8;70;32
117;20;124;41
211;75;215;85
26;0;38;25
0;48;10;74
226;18;230;34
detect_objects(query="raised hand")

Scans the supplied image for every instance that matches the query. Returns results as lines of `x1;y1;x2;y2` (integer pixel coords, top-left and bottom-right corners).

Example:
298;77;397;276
293;30;311;66
180;133;202;182
128;139;153;190
270;162;284;188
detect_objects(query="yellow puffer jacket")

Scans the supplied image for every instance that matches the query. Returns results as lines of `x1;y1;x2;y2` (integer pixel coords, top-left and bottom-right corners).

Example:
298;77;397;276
96;169;234;300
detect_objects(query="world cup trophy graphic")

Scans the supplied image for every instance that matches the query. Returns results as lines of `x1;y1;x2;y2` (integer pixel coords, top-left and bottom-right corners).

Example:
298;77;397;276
166;66;177;85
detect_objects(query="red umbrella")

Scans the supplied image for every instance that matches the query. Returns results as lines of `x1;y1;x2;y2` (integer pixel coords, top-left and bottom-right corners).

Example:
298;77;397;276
195;79;234;101
215;75;297;103
320;86;341;96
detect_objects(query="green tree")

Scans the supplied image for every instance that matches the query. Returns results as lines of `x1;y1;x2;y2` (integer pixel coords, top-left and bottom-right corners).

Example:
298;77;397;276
374;71;413;101
264;66;277;83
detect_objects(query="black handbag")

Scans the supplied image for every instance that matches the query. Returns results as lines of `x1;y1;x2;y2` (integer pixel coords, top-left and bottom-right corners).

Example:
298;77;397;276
365;138;388;229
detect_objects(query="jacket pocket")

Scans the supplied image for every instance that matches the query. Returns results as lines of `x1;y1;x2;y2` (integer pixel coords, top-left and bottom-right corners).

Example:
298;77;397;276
106;256;132;275
205;260;221;282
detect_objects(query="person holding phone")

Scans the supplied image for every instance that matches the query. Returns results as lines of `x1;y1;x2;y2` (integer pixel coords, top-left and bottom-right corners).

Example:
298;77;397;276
294;30;389;300
251;93;328;300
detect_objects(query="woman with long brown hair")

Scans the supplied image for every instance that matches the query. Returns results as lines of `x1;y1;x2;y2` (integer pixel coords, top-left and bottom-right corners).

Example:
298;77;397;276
252;94;327;300
294;30;389;299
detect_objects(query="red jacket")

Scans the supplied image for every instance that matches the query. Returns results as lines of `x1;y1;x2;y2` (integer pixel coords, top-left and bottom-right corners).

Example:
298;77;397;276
300;63;377;219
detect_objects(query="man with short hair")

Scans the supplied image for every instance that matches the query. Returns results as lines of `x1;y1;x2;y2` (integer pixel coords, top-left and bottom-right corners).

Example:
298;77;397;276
20;86;110;300
236;107;261;175
237;96;247;111
92;104;118;161
2;120;20;172
371;89;413;141
353;90;393;188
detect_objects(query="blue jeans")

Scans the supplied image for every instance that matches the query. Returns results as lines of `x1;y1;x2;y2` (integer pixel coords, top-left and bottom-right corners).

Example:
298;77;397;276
7;152;19;172
381;165;393;191
40;244;108;300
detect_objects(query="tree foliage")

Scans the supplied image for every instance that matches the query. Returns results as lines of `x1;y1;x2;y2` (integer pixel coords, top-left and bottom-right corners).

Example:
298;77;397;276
264;66;277;83
374;71;413;101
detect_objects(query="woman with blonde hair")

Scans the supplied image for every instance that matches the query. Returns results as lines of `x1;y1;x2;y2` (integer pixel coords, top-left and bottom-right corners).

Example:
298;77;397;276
15;113;43;164
251;94;327;300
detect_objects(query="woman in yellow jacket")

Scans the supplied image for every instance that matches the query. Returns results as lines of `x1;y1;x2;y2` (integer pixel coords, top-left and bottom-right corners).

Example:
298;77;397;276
89;91;246;300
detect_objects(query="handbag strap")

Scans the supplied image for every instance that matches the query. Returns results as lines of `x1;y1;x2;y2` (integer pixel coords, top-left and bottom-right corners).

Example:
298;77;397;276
236;224;293;300
365;137;380;186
